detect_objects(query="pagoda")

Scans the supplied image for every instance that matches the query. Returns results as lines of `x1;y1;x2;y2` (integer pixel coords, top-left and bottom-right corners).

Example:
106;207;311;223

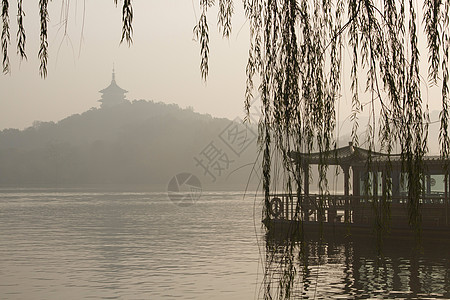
98;68;128;108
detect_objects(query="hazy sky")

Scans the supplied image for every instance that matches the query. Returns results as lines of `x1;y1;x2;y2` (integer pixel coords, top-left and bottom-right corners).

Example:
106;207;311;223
1;1;250;130
0;1;445;133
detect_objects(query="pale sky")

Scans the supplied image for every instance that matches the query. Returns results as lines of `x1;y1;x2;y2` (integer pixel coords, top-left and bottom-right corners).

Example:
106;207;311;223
0;1;445;135
1;1;250;130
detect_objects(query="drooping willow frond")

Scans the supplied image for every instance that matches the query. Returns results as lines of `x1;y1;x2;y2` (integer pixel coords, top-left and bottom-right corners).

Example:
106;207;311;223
440;0;450;162
218;0;233;38
1;0;10;73
193;0;213;81
120;0;133;45
423;0;442;85
237;0;447;230
16;0;26;60
39;0;48;78
1;0;134;76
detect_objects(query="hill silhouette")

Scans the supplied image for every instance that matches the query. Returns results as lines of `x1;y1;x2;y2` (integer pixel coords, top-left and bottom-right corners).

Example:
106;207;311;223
0;100;259;190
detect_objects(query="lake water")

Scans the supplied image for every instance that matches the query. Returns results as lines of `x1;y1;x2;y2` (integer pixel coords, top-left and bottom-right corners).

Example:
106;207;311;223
1;188;449;299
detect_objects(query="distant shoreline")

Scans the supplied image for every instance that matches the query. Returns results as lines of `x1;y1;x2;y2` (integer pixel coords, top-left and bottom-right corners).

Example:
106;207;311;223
0;183;259;194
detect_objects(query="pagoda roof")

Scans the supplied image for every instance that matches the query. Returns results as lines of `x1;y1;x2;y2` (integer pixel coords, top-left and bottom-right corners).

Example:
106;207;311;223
99;71;128;94
99;80;128;94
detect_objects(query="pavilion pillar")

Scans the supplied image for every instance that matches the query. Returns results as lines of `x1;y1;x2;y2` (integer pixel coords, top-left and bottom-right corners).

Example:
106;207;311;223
303;164;309;195
343;165;350;223
303;163;310;221
392;169;400;201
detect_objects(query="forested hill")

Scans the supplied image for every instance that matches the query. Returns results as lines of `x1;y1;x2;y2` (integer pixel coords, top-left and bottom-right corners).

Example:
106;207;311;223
0;100;259;190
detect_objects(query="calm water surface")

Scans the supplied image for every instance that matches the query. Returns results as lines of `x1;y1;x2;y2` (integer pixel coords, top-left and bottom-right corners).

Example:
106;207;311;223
0;188;449;299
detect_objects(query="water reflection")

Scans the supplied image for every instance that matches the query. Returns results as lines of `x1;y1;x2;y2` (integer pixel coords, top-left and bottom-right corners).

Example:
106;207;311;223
262;234;450;299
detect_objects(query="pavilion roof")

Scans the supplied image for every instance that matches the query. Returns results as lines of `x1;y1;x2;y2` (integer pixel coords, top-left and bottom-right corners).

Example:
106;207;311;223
288;142;450;167
289;142;397;166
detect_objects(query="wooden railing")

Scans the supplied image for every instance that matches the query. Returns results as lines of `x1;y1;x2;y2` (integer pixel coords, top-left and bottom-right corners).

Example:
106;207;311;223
268;193;450;226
